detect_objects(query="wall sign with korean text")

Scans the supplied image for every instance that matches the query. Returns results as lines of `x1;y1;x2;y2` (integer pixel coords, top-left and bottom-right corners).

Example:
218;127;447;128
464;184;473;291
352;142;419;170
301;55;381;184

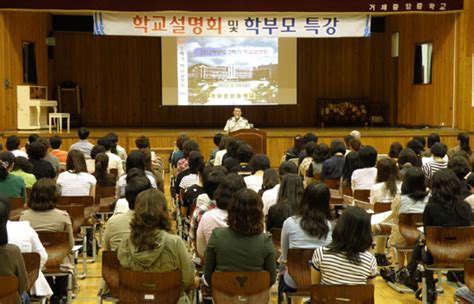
93;12;371;38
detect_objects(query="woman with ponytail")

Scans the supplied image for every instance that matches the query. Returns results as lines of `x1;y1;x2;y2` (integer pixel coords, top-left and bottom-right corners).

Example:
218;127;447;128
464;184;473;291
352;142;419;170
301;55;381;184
93;153;116;187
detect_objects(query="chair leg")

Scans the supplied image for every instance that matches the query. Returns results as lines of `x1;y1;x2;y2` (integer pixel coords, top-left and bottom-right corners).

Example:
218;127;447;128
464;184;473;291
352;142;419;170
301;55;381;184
66;273;73;304
82;235;88;278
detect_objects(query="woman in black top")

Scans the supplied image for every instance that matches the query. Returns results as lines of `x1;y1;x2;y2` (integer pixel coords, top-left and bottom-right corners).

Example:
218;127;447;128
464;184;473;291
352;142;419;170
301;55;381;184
27;140;56;179
406;169;471;303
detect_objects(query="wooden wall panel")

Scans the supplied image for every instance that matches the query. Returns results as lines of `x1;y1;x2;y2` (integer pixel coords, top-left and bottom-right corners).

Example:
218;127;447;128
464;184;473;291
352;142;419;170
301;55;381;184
0;11;51;130
386;14;456;127
51;32;388;128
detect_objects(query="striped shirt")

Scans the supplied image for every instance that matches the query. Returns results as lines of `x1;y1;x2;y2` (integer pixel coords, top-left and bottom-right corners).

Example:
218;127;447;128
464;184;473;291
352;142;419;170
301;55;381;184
311;247;377;285
422;160;447;180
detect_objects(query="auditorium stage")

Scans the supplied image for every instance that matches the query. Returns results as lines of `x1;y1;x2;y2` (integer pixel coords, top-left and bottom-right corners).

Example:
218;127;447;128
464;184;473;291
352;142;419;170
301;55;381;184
0;127;463;168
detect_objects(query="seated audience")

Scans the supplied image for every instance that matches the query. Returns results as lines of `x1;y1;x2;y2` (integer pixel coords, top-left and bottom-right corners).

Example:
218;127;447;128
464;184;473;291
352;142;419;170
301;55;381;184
321;139;346;181
6;135;28;158
27;140;56;179
57;150;97;197
298;142;318;179
69;127;94;159
448;155;471;198
176;139;200;176
311;206;377;285
370;158;402;204
258;168;279;197
107;132;127;161
421;142;448;181
298;132;318;162
262;161;298;216
0;152;26;201
98;136;124;177
49;135;67;163
244;154;271;193
448;132;474;166
388;142;403;160
421;133;444;163
116;150;157;198
20;178;74;304
203;189;277;287
179;151;205;196
350;130;362;141
117;189;195;303
196;173;246;257
280;183;334;293
135;136;163;171
266;174;304;231
189;166;228;242
93;153;116;187
87;145;106;174
351;145;378;190
222;138;241;172
0;199;28;304
230;143;254;176
170;134;190;169
413;136;427;154
405;169;471;302
398;148;419;177
406;139;424;165
39;138;60;173
307;143;330;183
142;148;164;192
11;156;37;188
285;135;305;162
213;135;229;166
2;195;53;297
209;133;223;163
105;173;151;249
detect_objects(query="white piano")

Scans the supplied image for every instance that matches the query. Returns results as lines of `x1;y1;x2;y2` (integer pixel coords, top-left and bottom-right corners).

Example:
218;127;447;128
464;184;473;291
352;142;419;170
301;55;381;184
17;85;58;130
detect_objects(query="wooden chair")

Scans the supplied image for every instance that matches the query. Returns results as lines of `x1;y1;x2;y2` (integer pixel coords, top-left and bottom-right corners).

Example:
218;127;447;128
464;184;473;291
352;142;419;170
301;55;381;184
99;251;120;303
9;197;24;211
211;271;270;304
392;213;424;271
422;226;474;303
22;252;40;291
109;168;119;180
95;186;117;215
270;228;282;261
37;231;73;303
373;202;391;214
0;275;19;304
324;178;340;190
279;248;314;302
118;269;181;304
353;189;371;203
311;284;374;304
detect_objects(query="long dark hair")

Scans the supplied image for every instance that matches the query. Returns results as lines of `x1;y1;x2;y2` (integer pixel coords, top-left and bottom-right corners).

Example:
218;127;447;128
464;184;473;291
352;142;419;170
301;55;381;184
401;167;429;201
0;151;15;181
327;206;372;264
376;158;400;197
0;195;9;245
274;174;304;219
458;132;472;155
297;183;333;239
430;169;466;214
66;150;88;173
94;153;110;186
227;189;264;236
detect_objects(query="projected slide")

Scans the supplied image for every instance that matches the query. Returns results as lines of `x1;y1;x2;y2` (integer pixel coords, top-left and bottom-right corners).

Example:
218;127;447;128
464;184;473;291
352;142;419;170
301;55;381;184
162;37;297;106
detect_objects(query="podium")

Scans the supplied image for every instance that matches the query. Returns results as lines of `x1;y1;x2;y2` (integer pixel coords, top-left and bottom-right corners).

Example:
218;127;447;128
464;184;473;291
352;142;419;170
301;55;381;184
229;128;267;155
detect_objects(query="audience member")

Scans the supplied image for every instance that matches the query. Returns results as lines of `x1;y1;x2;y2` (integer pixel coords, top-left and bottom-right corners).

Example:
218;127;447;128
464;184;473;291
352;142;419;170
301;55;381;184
0;152;26;201
57;150;97;197
87;144;106;173
209;133;223;163
230;143;254;176
179;151;205;195
262;161;298;216
388;142;403;160
298;132;318;161
244;154;270;193
107;132;127;161
213;135;230;166
351;145;378;190
406;139;424;165
222;138;240;171
203;189;276;287
448;155;471;198
421;133;441;159
11;156;36;188
171;134;190;168
342;149;362;188
258;168;279;197
398;148;419;177
6;135;28;158
117;189;195;303
49;135;67;163
448;132;472;161
298;142;318;178
39;138;60;172
266;174;304;231
142;148;164;192
350;130;361;141
285;135;305;162
421;142;448;181
98;136;124;177
93;153;116;187
321;139;346;181
116;150;156;198
69;127;94;159
176;139;200;175
370;158;401;204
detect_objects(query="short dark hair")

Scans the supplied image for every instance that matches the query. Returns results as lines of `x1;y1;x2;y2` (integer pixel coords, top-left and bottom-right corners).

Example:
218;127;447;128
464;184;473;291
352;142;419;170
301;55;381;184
90;145;106;159
250;154;270;174
78;127;90;140
49;135;62;149
358;145;378;168
135;136;150;149
305;142;318;158
126;150;146;173
427;133;441;148
448;156;471;179
29;178;59;211
26;141;47;160
406;139;424;156
182;140;200;158
388;142;403;159
413;136;426;148
214;173;246;210
398;148;419;168
213;133;223;147
227;188;264;236
401;167;428;200
236;144;254;163
430;142;447;158
188;151;205;174
314;143;330;162
327;206;373;264
0;152;15;181
303;132;318;144
125;171;152;210
278;161;298;177
202;166;228;199
344;135;354;147
6;135;21;151
66;150;88;173
176;134;190;151
12;156;33;173
329;139;346;156
349;139;362;152
225;138;241;158
97;136;113;151
28;134;40;144
0;195;9;245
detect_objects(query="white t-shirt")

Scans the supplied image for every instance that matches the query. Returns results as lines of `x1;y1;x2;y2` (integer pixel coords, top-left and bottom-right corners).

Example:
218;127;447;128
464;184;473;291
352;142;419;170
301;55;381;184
179;173;200;190
113;198;130;215
214;149;227;166
370;181;402;204
244;174;264;193
11;149;28;158
116;171;157;198
262;184;280;216
57;171;97;196
107;152;124;177
351;167;378;190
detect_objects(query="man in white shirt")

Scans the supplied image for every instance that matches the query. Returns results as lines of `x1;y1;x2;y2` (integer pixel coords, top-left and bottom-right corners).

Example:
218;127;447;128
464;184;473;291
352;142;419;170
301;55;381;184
69;127;94;159
223;107;251;133
6;135;28;158
262;161;298;216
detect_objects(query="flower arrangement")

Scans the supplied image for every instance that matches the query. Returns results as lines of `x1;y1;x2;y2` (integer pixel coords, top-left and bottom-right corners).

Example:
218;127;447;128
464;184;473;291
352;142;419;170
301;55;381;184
319;101;368;125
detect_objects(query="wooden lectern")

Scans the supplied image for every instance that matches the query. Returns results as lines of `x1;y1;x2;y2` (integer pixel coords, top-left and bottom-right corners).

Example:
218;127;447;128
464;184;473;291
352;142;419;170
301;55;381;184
229;129;267;155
